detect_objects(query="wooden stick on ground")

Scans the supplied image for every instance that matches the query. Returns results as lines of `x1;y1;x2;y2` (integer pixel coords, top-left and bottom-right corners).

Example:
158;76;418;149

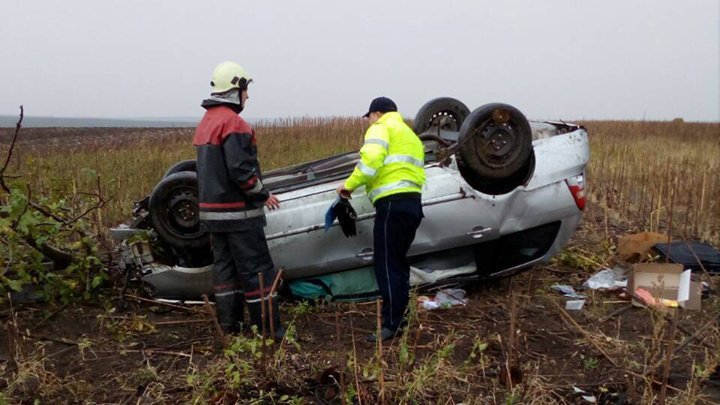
646;313;720;376
349;317;363;405
259;272;267;372
268;268;284;346
127;349;193;358
551;299;619;367
123;294;202;312
624;369;684;394
270;267;284;292
658;309;679;405
598;304;634;323
335;308;347;405
201;294;225;348
676;323;715;350
507;293;518;390
33;302;69;330
376;299;385;405
6;294;18;373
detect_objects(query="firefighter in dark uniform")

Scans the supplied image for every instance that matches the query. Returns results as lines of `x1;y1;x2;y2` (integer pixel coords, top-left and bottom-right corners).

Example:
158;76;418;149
192;61;283;337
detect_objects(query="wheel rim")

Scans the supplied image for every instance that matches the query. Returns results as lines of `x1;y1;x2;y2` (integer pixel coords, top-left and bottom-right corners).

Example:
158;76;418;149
463;106;527;170
414;98;470;134
163;187;201;238
427;111;463;131
168;190;198;229
468;120;523;169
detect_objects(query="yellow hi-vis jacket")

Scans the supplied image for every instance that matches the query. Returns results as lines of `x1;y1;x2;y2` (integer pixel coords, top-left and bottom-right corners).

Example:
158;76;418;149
344;112;426;204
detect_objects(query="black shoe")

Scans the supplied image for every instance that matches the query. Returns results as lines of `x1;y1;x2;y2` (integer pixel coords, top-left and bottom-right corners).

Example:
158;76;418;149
247;301;283;338
273;326;286;341
366;327;402;342
221;320;248;336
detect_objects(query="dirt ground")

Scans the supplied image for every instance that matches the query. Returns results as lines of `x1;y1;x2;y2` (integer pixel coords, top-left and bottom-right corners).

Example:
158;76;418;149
0;127;719;403
0;127;191;145
0;127;193;155
1;211;719;404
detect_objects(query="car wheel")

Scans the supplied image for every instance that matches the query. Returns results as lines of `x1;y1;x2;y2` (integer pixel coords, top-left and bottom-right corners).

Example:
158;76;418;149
413;97;470;135
458;151;535;195
458;103;532;180
148;171;209;249
163;160;196;178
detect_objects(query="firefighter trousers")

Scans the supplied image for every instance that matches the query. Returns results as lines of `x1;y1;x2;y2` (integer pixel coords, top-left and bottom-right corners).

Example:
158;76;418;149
211;228;281;334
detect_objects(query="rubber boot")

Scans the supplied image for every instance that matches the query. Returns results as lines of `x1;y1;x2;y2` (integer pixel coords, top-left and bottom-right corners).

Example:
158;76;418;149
215;293;243;334
247;300;284;340
269;299;285;340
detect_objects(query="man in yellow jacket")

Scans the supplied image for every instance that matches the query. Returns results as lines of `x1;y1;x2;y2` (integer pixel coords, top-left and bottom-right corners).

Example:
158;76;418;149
337;97;426;342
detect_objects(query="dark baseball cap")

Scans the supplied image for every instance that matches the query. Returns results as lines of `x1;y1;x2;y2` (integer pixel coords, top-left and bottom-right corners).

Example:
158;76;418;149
363;96;397;118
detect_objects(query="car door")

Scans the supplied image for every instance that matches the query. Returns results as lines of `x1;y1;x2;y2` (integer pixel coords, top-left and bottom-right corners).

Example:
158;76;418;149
264;158;502;279
409;161;502;259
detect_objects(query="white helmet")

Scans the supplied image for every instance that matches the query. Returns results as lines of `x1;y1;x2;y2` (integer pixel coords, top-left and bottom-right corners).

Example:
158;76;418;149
210;61;252;94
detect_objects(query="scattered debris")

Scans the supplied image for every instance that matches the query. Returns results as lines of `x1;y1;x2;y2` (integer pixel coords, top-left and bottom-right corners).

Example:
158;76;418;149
583;267;627;290
418;288;468;310
436;289;467;306
652;241;720;275
628;264;701;311
634;288;679;308
551;284;587;310
551;284;586;298
417;297;439;310
572;386;598;403
565;300;586;310
617;232;670;262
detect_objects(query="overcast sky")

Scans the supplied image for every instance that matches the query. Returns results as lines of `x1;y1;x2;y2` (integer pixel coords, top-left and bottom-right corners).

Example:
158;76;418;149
2;1;718;121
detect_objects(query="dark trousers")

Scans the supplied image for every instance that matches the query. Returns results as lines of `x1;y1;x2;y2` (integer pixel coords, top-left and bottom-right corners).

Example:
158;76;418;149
373;197;424;331
211;228;279;333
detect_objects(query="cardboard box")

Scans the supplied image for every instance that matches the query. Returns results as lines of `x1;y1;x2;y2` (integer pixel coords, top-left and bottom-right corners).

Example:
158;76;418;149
628;263;701;310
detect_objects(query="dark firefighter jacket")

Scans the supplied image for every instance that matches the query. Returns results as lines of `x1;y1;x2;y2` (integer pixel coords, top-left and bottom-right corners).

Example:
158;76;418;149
192;103;269;232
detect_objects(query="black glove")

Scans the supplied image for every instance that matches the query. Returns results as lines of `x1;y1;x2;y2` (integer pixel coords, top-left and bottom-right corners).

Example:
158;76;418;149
335;198;357;237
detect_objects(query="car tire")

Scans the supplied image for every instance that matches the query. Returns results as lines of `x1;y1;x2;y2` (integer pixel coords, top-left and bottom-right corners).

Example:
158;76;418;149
458;151;535;195
163;160;196;178
148;171;209;249
413;97;471;134
458;103;532;180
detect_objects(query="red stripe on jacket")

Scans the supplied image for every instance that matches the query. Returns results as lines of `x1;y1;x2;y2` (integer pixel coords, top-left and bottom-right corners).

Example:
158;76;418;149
239;176;258;191
192;105;254;146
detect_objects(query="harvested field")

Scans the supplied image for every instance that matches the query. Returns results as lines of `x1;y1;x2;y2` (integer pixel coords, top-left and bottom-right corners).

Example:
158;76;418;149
1;120;719;403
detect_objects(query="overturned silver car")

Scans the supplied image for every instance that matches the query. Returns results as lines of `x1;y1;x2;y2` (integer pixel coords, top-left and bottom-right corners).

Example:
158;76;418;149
111;98;589;299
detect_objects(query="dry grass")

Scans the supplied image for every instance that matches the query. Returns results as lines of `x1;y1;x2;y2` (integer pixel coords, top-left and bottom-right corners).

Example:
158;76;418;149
4;117;366;233
1;118;719;403
582;120;720;244
3;280;717;404
5;119;718;245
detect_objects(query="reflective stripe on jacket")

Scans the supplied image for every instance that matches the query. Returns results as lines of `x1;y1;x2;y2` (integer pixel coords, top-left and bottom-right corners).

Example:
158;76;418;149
193;104;269;232
344;112;426;204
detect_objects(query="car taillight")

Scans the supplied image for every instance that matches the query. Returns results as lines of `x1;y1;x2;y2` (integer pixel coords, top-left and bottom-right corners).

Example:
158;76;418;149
565;173;586;210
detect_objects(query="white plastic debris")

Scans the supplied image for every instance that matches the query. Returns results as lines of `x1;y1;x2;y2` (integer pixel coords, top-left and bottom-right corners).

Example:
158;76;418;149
552;284;576;295
420;299;440;310
566;300;586;310
435;288;468;307
583;268;628;290
572;386;597;402
551;284;587;298
417;288;468;310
